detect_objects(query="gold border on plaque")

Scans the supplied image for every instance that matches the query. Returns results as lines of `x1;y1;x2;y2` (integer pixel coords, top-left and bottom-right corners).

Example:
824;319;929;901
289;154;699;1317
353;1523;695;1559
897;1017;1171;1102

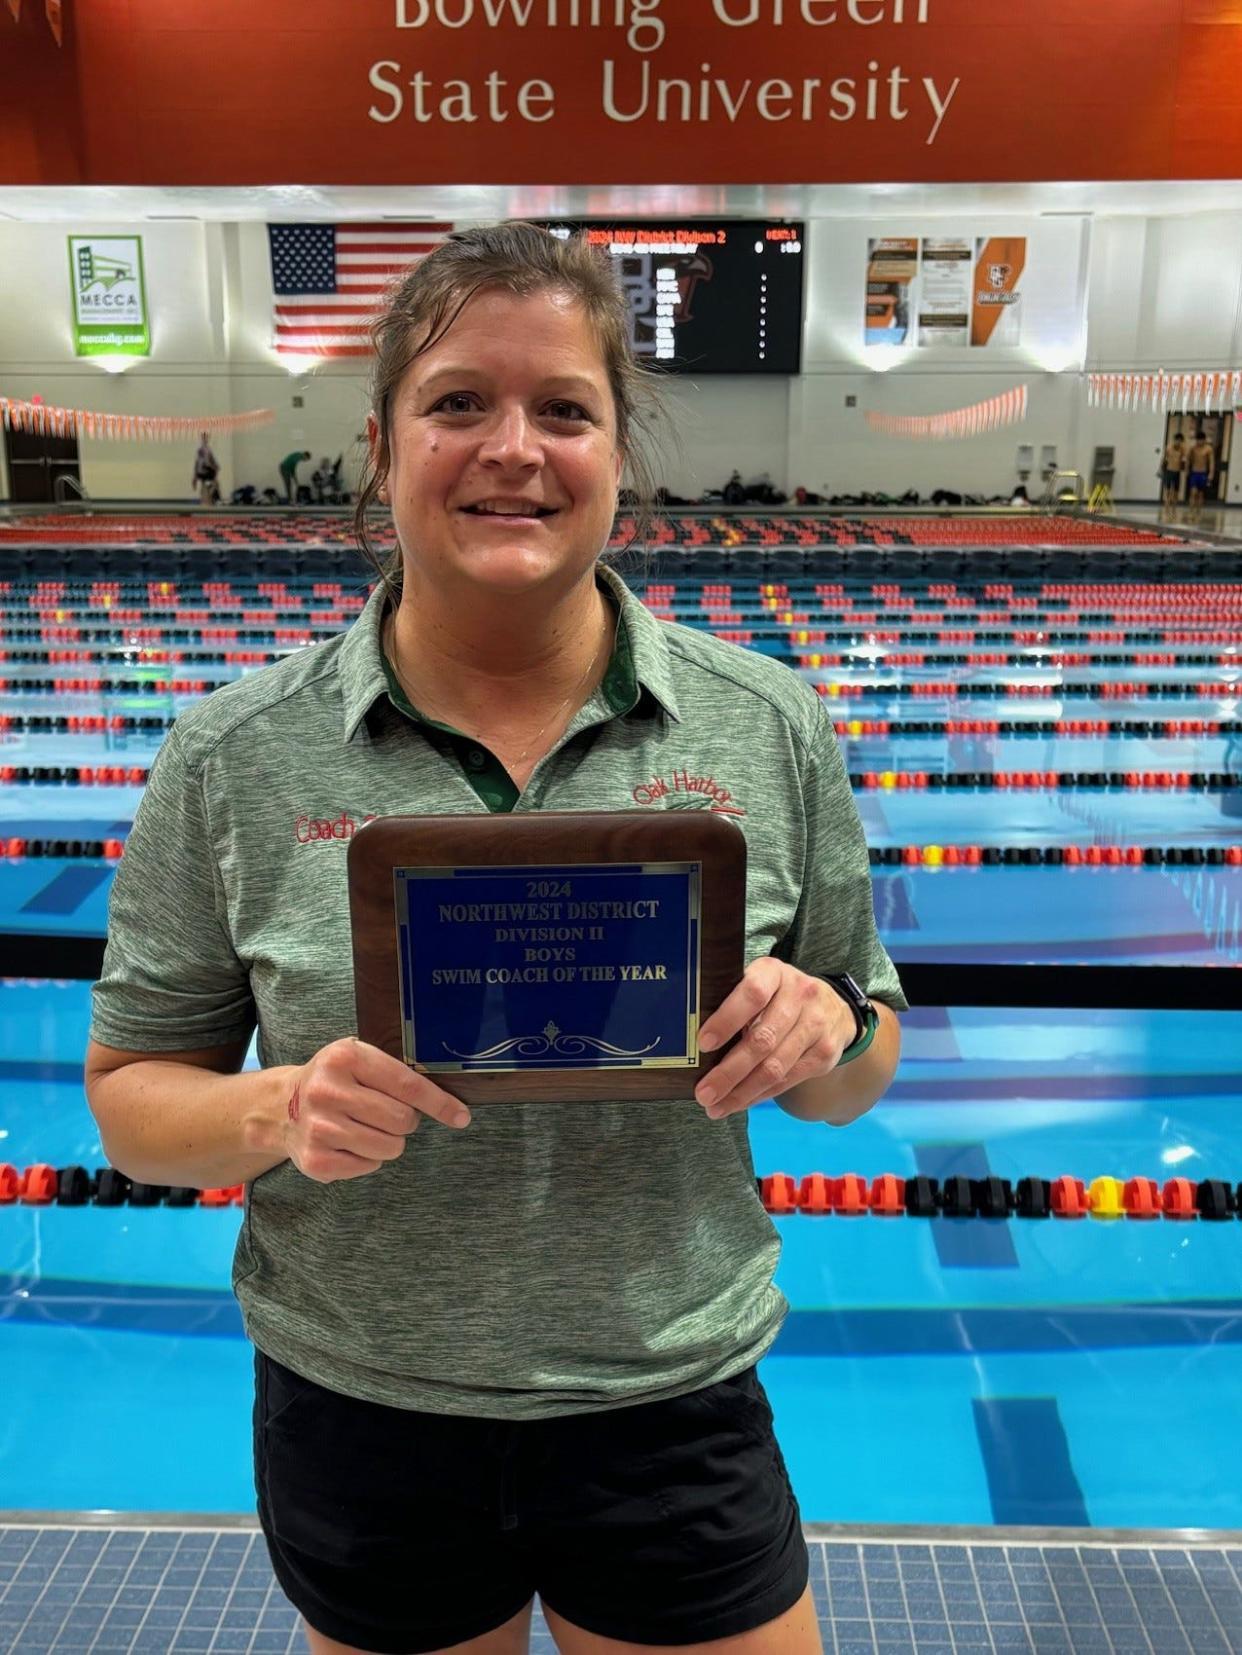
394;860;702;1074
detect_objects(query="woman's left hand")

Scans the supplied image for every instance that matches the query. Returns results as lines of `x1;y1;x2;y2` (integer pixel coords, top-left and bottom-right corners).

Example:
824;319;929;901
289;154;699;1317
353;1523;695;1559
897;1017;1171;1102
693;958;858;1120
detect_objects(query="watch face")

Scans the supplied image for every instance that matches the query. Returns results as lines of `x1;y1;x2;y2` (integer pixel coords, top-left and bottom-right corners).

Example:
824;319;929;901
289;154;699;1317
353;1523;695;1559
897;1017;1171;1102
835;973;868;1010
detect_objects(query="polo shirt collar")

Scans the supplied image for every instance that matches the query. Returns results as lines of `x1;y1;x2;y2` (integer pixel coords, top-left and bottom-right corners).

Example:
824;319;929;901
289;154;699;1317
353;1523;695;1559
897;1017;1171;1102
598;563;681;724
337;562;682;745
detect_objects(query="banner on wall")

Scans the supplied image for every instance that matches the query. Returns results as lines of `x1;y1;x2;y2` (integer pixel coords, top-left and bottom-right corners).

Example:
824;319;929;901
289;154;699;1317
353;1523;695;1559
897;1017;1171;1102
970;236;1026;348
67;236;149;357
916;237;972;348
10;2;1242;187
865;234;1027;350
864;239;918;347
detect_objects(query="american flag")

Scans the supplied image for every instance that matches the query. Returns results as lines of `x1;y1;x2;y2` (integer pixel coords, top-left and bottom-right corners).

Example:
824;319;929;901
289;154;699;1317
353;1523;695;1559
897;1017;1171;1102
267;223;452;359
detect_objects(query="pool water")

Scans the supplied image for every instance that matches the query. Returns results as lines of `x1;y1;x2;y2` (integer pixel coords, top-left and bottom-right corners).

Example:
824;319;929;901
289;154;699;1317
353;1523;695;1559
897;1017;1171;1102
2;983;1238;1529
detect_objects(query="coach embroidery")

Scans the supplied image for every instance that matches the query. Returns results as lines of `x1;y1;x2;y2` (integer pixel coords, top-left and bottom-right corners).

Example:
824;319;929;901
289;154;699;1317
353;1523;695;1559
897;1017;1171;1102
631;769;746;816
295;812;377;843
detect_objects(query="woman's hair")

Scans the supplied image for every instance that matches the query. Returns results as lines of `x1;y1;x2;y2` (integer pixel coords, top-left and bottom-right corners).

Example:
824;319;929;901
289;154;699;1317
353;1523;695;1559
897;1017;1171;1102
353;220;670;595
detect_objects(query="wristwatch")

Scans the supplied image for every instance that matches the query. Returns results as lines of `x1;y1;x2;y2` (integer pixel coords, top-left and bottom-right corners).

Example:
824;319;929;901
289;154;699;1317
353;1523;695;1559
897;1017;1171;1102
823;973;879;1065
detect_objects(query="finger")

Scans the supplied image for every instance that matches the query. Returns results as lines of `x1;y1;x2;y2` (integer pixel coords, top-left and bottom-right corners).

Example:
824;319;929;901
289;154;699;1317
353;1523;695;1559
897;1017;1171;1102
700;1004;816;1116
297;1147;387;1184
312;1079;427;1158
696;970;811;1106
707;1020;837;1119
346;1040;471;1128
698;957;785;1053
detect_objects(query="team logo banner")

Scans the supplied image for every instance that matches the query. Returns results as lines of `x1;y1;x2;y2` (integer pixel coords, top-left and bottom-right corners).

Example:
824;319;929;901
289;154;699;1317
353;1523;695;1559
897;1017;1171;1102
67;236;149;357
971;236;1026;348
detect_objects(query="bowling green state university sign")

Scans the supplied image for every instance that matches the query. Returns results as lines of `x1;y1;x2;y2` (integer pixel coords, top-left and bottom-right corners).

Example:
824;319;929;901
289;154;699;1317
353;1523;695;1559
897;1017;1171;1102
6;0;1242;185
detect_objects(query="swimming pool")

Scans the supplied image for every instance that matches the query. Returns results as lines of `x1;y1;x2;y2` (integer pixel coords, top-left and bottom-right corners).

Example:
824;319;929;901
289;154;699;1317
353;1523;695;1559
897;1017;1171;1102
3;981;1239;1530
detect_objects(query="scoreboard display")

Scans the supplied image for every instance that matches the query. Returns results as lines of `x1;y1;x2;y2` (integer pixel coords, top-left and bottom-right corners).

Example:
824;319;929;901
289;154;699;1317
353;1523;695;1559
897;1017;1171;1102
540;221;805;375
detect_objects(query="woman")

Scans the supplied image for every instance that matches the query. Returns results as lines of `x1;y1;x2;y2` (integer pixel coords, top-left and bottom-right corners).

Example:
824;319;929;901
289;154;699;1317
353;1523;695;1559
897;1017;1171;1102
85;223;905;1655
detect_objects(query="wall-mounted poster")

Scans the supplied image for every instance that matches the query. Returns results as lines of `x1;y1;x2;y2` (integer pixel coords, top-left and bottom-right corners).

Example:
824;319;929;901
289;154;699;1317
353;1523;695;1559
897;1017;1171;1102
917;238;972;347
864;232;1029;351
864;238;918;346
971;236;1027;347
67;236;150;357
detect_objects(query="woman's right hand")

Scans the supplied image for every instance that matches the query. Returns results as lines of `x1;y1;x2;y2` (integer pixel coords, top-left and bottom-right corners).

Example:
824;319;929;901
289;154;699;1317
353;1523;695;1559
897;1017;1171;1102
283;1037;471;1182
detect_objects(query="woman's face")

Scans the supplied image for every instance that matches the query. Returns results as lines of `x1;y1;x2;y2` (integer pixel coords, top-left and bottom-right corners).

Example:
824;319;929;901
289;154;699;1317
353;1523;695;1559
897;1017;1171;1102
375;287;623;600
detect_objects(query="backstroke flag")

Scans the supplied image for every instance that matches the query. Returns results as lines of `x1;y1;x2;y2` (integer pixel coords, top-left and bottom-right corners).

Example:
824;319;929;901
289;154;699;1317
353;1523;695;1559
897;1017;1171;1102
267;223;452;360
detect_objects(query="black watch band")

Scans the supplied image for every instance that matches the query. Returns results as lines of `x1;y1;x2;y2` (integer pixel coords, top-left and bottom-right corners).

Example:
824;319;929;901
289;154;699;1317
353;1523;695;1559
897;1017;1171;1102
823;973;879;1064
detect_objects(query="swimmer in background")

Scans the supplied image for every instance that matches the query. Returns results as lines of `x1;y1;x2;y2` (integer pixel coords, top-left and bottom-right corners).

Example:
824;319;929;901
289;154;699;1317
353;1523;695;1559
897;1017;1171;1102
1160;432;1185;520
1186;429;1215;524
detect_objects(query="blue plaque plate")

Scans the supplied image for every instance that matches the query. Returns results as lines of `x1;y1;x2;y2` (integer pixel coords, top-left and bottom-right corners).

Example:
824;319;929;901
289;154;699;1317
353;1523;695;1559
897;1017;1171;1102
394;862;700;1072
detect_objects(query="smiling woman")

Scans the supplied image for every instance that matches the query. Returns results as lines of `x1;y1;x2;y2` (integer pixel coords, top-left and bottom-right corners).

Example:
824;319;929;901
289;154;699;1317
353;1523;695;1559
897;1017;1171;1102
354;221;664;594
86;222;903;1655
352;224;674;793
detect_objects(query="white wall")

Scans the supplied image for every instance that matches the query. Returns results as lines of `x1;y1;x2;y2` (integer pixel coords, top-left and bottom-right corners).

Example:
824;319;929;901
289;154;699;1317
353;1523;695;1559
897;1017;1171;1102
783;214;1088;497
0;221;234;498
2;209;1240;505
1079;213;1242;500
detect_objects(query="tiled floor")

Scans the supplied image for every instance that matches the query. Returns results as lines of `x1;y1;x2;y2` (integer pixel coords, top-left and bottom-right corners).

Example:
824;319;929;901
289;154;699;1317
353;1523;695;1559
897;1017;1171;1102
1111;503;1241;540
2;1525;1241;1654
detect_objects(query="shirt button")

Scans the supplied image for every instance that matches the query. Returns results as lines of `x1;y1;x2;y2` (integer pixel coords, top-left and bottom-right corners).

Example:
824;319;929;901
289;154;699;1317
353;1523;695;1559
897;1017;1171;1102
466;748;487;770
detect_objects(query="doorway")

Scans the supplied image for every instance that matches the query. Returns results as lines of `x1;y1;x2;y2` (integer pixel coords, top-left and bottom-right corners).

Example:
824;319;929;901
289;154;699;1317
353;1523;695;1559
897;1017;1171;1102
2;426;82;503
1160;411;1232;503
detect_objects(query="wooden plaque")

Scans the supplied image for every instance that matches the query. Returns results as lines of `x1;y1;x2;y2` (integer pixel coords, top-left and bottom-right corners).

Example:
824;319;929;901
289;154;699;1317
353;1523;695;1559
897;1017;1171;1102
348;810;746;1104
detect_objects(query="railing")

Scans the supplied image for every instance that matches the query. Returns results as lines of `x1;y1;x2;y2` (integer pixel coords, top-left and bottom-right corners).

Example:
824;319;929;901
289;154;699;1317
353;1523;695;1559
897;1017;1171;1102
52;474;89;504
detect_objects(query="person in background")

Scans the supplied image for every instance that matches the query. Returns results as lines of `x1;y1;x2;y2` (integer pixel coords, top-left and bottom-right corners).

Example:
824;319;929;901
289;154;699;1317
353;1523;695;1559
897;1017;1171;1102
192;431;219;506
1186;429;1215;524
279;449;311;504
1160;432;1186;518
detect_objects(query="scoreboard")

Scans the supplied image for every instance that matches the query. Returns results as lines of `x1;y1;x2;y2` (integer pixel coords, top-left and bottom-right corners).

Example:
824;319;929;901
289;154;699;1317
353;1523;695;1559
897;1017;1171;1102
540;221;805;375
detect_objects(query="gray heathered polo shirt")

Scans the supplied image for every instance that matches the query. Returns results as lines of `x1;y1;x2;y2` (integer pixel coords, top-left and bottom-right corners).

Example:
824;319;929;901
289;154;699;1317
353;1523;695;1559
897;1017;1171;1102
91;563;906;1419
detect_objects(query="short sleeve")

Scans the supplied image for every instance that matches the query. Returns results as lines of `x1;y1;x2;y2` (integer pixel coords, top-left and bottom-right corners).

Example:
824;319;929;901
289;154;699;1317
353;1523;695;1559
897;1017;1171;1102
89;726;257;1052
776;713;908;1010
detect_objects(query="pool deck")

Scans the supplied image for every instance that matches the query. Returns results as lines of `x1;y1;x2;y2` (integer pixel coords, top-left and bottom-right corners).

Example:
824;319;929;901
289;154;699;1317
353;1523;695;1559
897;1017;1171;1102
3;1519;1241;1654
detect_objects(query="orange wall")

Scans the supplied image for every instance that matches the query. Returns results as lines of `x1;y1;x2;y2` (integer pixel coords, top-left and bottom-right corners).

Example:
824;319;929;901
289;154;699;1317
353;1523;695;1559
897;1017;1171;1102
4;0;1242;185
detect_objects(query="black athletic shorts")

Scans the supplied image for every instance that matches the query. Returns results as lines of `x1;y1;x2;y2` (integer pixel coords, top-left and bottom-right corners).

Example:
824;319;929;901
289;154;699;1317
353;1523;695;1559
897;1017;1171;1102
254;1347;809;1653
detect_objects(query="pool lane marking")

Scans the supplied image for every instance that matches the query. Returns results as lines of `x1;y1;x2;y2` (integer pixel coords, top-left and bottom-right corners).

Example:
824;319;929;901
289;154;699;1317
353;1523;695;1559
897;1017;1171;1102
19;868;112;917
916;1143;1019;1270
8;1281;1242;1355
973;1396;1090;1527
